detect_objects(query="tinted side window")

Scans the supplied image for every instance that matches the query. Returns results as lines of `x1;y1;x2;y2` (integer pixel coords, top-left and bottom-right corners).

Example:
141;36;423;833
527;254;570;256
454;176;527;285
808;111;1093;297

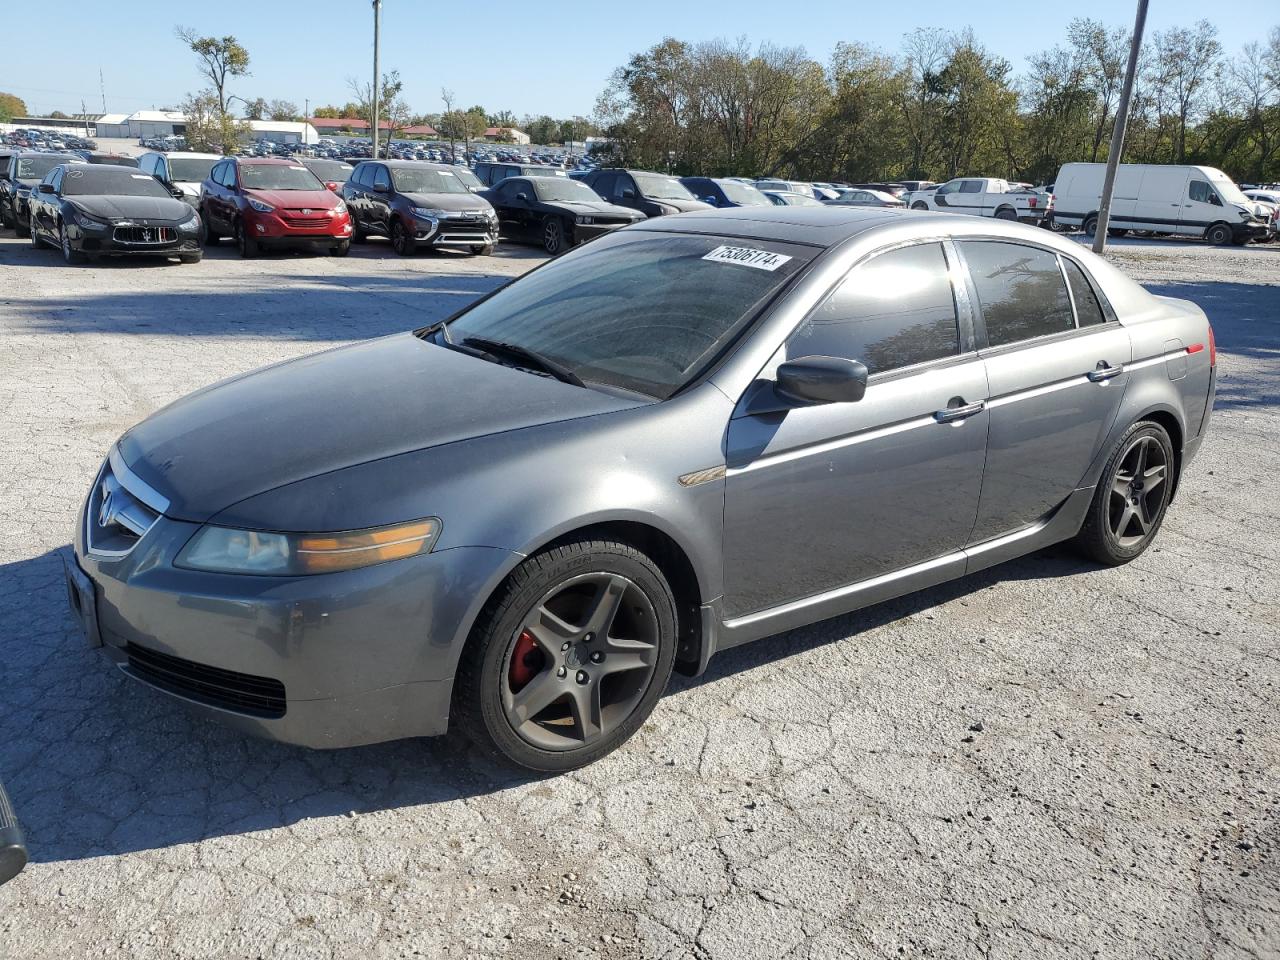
961;241;1075;347
592;172;616;198
1189;180;1216;204
1063;259;1106;327
788;242;960;375
959;180;983;194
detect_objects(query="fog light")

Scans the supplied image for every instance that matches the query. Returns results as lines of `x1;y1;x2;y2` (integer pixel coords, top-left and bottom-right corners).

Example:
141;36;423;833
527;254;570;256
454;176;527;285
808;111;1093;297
256;224;266;234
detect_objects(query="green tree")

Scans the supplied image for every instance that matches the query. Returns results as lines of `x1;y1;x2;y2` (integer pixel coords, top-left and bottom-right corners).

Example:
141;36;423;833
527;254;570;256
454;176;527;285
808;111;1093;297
181;90;251;154
175;27;251;115
268;99;298;122
243;97;268;120
0;92;28;122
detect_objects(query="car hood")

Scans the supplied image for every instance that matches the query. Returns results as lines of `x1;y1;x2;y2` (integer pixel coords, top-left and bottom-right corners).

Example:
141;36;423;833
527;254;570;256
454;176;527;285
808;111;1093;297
550;199;640;218
116;332;645;523
648;197;714;212
244;187;340;210
68;194;192;222
402;192;493;213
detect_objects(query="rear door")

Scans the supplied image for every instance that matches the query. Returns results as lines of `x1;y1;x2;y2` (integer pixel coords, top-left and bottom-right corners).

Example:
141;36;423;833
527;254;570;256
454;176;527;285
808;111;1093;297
723;240;990;617
958;239;1132;543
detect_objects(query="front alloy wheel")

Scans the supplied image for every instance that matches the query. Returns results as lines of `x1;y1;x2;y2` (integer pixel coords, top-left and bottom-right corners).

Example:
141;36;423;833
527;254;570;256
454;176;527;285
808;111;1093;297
454;538;677;771
60;223;84;264
543;216;565;254
391;219;415;256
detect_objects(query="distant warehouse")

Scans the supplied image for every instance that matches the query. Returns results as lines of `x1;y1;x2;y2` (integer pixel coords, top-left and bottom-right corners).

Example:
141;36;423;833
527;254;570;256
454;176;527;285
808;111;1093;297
92;111;319;144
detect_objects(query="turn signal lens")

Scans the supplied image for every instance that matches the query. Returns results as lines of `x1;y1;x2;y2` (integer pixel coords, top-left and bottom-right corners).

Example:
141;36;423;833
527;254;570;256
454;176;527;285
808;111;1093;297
177;518;441;576
1208;324;1217;367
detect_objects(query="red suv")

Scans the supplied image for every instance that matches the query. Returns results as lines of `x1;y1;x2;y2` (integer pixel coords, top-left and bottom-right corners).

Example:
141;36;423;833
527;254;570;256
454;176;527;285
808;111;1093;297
199;157;353;257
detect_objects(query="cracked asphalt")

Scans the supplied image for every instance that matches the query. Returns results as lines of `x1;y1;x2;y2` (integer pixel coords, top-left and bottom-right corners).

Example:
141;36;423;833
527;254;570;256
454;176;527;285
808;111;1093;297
0;231;1276;959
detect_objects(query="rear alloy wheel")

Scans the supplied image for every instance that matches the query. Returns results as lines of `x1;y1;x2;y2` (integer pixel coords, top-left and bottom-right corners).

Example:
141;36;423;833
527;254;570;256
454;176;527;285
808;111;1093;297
995;207;1018;221
391;219;415;256
1075;421;1175;566
542;216;565;254
235;219;258;258
1206;222;1234;246
60;223;85;264
454;539;677;771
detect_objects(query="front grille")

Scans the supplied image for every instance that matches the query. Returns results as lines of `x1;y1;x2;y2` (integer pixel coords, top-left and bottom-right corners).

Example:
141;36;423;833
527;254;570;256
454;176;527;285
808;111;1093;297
280;212;331;229
85;460;160;557
113;225;176;244
126;642;287;718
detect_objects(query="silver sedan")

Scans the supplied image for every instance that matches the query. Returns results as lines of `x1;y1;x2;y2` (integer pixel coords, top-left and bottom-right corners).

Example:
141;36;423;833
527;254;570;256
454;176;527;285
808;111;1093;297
68;207;1216;771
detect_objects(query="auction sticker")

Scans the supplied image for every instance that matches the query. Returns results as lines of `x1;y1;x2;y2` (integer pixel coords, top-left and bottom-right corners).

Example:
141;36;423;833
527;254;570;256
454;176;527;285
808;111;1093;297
702;245;792;271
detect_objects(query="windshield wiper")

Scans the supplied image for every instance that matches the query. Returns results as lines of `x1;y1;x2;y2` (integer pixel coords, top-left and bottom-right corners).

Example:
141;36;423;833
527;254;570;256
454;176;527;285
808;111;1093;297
460;336;584;387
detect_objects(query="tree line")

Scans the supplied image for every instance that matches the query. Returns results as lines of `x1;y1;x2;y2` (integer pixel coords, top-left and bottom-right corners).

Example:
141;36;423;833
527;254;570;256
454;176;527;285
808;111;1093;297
593;21;1280;185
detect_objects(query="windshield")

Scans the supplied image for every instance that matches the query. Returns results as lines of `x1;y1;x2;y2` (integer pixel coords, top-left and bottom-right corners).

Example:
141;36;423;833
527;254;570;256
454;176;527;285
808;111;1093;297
62;167;172;198
534;178;604;202
1208;171;1249;205
391;167;469;194
720;180;770;206
16;156;63;180
304;159;352;182
454;167;482;190
167;157;218;182
239;163;324;191
444;232;811;399
633;172;696;201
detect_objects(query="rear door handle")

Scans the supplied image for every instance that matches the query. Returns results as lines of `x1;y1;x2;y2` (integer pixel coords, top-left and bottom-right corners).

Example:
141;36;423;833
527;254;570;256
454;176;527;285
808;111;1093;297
1087;363;1125;382
935;400;986;423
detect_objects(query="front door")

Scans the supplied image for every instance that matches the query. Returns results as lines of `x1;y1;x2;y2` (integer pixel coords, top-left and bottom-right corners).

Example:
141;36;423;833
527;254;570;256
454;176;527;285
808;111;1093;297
722;240;990;619
956;239;1132;543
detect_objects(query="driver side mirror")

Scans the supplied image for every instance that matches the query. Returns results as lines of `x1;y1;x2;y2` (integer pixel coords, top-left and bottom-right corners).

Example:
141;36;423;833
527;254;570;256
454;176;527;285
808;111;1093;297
775;356;868;405
621;188;636;199
38;183;55;194
169;185;185;199
515;192;529;203
373;180;390;192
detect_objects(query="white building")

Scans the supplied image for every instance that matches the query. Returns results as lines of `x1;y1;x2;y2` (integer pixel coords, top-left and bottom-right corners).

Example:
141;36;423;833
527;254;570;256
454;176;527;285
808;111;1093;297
93;113;132;138
247;120;319;145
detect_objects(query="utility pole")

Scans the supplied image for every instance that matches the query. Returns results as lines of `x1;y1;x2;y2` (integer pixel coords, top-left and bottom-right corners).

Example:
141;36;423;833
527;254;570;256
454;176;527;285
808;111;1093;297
371;0;382;160
99;68;106;113
304;98;310;144
1093;0;1149;255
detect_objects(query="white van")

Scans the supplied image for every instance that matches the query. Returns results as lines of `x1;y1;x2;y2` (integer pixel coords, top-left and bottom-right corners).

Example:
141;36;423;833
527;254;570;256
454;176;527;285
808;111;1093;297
1052;162;1270;245
137;152;222;207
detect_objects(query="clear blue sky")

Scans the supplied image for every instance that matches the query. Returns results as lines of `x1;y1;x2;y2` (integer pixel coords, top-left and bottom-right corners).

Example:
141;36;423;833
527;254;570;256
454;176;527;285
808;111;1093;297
3;0;1274;120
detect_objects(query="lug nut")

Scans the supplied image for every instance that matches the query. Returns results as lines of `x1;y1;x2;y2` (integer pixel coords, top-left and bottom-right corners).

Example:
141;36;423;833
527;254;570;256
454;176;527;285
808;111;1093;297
584;632;594;643
556;666;567;678
575;670;589;685
590;651;604;663
561;641;571;651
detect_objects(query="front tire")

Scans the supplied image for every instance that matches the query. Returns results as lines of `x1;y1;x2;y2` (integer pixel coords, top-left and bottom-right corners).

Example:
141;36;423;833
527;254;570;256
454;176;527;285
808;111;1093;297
1074;421;1176;566
453;538;677;772
1206;222;1234;246
328;240;350;257
235;218;258;258
59;223;85;264
179;252;202;264
391;219;415;256
470;243;494;256
542;216;566;254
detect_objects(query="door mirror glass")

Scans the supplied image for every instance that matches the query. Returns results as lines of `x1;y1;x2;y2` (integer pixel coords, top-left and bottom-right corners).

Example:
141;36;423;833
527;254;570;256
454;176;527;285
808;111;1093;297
516;192;529;202
373;179;390;192
38;183;55;194
169;185;186;199
621;188;636;199
775;356;868;405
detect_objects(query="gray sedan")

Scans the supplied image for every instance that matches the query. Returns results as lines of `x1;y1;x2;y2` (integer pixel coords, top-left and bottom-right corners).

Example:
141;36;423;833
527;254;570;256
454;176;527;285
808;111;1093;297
68;207;1216;771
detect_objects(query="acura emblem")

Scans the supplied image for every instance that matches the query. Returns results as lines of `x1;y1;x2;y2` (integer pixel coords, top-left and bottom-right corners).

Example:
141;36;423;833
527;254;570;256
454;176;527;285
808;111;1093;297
98;489;117;529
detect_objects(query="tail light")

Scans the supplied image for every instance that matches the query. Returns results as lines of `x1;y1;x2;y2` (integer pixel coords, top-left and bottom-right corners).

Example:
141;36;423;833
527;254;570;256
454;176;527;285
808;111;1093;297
1028;196;1038;209
1208;324;1216;367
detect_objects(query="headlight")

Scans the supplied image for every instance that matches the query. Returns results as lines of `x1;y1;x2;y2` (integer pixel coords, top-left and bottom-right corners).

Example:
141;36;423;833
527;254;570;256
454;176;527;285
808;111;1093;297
178;209;200;231
331;200;347;216
246;197;275;213
412;206;448;219
176;518;441;576
576;215;595;225
73;208;110;229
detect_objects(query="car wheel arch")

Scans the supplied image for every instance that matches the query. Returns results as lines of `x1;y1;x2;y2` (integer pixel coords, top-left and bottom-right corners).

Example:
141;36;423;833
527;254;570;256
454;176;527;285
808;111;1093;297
1084;398;1187;504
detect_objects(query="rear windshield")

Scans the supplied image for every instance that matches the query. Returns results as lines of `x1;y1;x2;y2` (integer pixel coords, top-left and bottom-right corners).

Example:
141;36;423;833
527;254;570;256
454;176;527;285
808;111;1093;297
444;232;813;399
303;159;352;182
62;167;172;198
167;157;218;182
391;166;469;194
239;163;324;191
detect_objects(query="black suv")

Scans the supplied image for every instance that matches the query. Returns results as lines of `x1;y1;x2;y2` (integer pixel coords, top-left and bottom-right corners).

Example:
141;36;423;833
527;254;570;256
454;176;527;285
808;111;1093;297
579;168;712;218
473;161;568;187
342;160;498;256
3;152;85;235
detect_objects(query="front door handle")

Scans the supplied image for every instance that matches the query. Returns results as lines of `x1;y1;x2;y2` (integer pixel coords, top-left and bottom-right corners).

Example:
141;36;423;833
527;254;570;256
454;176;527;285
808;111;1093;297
935;399;985;423
1087;362;1125;382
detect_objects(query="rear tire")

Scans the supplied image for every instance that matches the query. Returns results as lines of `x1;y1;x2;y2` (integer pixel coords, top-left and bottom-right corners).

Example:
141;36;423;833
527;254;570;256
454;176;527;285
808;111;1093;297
1206;222;1234;246
995;207;1018;221
200;214;220;246
1107;227;1128;238
452;538;677;772
911;201;929;211
1074;421;1176;566
179;253;202;264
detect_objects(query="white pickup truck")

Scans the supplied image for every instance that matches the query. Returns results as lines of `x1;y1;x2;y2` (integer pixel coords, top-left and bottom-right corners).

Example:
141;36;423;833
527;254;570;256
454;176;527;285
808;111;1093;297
906;177;1050;224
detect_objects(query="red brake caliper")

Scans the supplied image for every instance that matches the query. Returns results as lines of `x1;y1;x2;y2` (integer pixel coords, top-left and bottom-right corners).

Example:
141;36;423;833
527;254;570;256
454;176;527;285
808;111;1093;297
508;629;543;691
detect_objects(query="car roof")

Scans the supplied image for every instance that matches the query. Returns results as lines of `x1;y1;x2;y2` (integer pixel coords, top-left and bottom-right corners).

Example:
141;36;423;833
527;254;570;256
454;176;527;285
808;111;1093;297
234;156;301;164
370;159;459;171
155;151;222;160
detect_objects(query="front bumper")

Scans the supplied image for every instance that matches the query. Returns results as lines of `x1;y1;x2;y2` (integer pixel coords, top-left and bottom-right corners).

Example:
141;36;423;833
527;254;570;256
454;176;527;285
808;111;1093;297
1233;221;1271;242
410;213;497;248
245;209;353;245
71;475;517;748
69;221;201;256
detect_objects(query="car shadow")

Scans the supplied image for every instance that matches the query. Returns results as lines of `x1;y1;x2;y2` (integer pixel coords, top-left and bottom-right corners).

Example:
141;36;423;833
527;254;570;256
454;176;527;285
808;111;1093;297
0;540;1093;864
